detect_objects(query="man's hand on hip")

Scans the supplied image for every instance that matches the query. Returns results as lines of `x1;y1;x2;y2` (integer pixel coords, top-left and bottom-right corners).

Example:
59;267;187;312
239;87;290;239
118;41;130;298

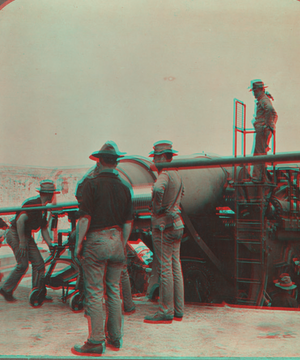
75;244;83;261
18;243;27;258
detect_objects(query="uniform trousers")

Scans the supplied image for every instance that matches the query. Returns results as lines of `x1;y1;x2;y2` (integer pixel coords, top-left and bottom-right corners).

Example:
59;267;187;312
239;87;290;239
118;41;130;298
252;128;272;180
152;227;184;317
81;227;125;344
121;267;135;311
1;227;45;294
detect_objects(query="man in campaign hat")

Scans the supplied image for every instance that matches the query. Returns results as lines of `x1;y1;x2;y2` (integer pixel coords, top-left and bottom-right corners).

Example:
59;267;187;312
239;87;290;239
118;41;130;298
249;80;278;183
0;180;58;302
144;140;185;323
72;141;133;356
75;142;136;315
271;273;298;308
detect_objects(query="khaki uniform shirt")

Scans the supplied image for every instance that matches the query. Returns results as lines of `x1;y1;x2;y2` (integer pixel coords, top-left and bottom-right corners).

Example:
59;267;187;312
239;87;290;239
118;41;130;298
152;170;184;229
254;93;278;131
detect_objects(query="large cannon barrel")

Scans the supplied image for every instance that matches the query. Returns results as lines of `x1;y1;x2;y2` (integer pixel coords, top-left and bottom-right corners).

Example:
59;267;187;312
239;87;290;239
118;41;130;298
117;155;228;217
1;152;300;218
155;152;300;170
118;152;300;216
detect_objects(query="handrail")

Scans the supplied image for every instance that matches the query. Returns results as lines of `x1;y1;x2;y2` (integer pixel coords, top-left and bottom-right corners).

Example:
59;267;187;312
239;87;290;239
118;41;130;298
0;202;79;215
155;152;300;170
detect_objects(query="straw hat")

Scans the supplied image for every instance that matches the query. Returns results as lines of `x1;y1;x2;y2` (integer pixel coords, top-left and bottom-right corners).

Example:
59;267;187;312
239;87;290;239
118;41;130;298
249;80;268;92
36;180;59;194
149;140;178;157
274;273;297;290
90;141;126;161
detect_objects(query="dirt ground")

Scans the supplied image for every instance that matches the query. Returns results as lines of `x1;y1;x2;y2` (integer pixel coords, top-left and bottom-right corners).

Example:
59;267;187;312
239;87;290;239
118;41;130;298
1;279;300;359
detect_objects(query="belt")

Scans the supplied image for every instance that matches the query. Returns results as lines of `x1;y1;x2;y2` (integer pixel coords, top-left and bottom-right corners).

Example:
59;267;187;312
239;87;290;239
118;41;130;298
88;225;122;233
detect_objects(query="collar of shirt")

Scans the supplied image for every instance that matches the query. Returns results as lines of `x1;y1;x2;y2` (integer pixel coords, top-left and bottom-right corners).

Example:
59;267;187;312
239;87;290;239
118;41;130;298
99;168;119;176
256;93;267;103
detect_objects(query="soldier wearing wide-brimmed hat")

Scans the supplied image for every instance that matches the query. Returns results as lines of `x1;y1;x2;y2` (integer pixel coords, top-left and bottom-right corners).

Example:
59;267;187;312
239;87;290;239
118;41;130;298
72;141;133;356
0;180;58;303
249;79;278;183
145;140;185;323
271;274;298;308
89;141;126;161
149;140;179;159
75;141;126;202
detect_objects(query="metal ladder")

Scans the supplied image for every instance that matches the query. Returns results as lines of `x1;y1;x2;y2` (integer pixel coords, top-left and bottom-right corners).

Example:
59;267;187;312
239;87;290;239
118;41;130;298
232;98;275;305
234;183;269;305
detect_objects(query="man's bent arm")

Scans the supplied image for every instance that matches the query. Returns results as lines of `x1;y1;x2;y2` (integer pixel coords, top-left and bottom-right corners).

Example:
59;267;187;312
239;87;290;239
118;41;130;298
152;172;169;215
122;220;133;245
41;228;53;248
262;98;277;130
16;213;29;245
75;216;90;257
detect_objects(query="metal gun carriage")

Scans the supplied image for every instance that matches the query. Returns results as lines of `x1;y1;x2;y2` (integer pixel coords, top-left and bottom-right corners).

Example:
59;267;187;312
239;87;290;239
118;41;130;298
2;152;300;308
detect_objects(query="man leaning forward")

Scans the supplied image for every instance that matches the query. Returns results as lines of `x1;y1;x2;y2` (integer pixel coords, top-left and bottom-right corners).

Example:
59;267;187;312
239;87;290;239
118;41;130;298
0;180;57;303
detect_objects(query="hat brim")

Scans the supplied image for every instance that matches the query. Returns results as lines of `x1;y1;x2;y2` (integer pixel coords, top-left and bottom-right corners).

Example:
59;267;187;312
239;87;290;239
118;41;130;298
89;151;126;161
149;150;178;157
275;282;297;290
36;189;60;194
249;85;268;92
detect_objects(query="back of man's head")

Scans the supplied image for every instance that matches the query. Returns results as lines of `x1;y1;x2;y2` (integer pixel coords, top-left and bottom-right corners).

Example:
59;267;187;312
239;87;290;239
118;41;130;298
99;155;118;167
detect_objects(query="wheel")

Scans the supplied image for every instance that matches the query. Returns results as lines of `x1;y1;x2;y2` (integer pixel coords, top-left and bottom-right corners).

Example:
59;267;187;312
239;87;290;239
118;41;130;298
40;287;47;300
69;292;84;311
29;288;44;307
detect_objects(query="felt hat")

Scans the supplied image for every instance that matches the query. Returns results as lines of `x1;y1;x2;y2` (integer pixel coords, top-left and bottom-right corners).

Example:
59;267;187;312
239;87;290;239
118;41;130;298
36;180;59;194
293;257;300;266
249;80;268;92
90;141;126;161
149;140;178;157
274;273;297;290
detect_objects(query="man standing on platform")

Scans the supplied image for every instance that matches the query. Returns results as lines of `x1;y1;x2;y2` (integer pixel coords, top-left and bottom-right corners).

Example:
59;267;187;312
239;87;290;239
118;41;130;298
250;80;278;183
72;141;133;356
0;180;57;302
144;140;185;323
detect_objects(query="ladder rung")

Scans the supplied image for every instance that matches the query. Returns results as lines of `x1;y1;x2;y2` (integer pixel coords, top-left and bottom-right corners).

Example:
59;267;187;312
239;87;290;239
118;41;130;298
236;235;264;240
237;229;264;233
237;226;264;229
236;279;261;284
237;228;264;231
237;229;264;232
237;239;265;243
237;221;263;225
236;277;261;282
237;260;262;264
274;262;289;268
236;201;266;205
237;240;262;244
237;235;263;239
237;234;264;238
237;224;265;228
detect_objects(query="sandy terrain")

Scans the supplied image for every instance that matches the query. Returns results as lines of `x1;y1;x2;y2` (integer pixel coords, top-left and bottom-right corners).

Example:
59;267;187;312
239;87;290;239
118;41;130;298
1;281;300;359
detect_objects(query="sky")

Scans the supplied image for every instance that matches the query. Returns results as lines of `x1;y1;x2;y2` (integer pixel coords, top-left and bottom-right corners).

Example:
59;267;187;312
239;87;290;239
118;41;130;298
0;0;299;167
